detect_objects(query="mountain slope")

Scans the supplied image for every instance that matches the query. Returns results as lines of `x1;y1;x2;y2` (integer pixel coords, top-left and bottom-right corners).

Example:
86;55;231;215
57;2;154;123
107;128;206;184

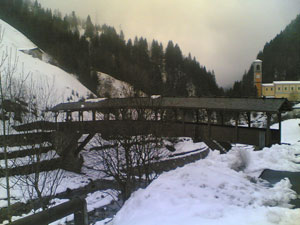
257;14;300;83
227;14;300;97
0;19;93;106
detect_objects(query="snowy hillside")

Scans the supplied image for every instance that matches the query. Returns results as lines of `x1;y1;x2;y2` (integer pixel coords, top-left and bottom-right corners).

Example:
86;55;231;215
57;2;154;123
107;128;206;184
0;19;93;106
97;72;145;98
109;119;300;225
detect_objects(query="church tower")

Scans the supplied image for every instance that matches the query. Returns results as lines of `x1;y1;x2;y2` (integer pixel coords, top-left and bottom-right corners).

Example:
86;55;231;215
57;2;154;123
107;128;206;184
253;59;262;97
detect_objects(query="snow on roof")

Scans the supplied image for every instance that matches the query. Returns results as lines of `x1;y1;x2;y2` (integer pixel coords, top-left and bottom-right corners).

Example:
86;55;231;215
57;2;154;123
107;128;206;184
85;98;107;103
273;81;300;85
253;59;262;63
262;83;274;87
151;95;161;99
51;97;292;113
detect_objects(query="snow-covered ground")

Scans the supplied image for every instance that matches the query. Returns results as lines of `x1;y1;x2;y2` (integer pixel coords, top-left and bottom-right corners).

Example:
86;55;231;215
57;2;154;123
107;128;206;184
2;118;300;224
110;119;300;225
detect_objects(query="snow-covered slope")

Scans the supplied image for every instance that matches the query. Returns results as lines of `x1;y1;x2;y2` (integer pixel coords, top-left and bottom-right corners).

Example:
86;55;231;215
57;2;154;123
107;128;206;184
97;72;145;98
110;119;300;225
0;19;93;106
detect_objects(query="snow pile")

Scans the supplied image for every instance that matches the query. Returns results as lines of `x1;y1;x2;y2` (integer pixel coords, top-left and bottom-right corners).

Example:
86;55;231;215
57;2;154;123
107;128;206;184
0;19;93;105
111;120;300;225
111;146;300;225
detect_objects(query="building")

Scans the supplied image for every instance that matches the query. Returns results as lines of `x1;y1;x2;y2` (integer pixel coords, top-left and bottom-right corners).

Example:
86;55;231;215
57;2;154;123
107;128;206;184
253;60;300;101
253;59;262;97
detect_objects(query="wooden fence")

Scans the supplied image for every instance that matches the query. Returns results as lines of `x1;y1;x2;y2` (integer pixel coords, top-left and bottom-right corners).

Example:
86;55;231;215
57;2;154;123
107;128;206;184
9;197;88;225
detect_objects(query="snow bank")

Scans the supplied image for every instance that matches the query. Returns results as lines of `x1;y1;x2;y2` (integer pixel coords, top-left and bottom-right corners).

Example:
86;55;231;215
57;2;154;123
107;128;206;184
111;143;300;225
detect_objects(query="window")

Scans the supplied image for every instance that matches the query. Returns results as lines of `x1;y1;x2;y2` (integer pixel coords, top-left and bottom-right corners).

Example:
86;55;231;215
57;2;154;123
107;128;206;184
256;65;260;71
266;88;268;91
278;87;281;91
285;87;288;91
271;88;273;91
298;87;300;91
291;87;294;91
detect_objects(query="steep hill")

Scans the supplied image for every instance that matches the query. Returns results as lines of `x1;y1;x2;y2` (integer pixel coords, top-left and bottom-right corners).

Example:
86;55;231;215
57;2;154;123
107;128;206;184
0;19;93;106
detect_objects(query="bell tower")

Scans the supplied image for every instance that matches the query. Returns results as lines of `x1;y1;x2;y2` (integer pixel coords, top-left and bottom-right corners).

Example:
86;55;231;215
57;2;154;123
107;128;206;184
253;59;262;97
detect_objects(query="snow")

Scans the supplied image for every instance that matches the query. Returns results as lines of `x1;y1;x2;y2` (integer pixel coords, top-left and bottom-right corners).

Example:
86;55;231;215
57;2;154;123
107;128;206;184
163;137;207;157
85;97;107;103
110;119;300;225
273;81;300;85
262;83;274;87
97;72;146;98
271;119;300;144
0;19;93;106
0;20;36;50
293;103;300;109
150;95;161;99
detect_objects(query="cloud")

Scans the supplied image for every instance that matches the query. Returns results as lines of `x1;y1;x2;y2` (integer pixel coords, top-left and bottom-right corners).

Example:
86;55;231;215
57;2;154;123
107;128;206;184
37;0;300;87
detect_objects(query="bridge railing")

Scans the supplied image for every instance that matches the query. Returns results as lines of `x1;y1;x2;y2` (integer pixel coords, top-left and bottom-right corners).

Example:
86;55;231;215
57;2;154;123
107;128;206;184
9;197;88;225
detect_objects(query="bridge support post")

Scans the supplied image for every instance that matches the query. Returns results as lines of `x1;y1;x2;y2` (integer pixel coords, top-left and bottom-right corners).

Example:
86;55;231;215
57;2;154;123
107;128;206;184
92;110;96;121
266;113;271;146
235;112;239;143
278;112;282;144
52;131;83;173
207;110;211;139
220;111;224;126
247;112;251;128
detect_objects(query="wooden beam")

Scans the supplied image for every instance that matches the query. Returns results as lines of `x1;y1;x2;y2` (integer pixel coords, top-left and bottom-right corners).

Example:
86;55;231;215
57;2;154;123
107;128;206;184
278;112;282;144
9;198;88;225
235;112;239;143
0;132;52;147
74;133;95;156
220;111;224;126
92;110;96;121
0;146;53;160
207;110;211;139
267;113;271;145
247;112;251;128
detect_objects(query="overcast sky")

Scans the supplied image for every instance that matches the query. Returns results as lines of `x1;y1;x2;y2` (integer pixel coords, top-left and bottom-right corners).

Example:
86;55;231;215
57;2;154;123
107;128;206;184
37;0;300;88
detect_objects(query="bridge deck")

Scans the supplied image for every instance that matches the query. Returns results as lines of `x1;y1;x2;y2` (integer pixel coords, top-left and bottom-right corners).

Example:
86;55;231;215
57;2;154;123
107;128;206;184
14;120;277;147
11;97;291;149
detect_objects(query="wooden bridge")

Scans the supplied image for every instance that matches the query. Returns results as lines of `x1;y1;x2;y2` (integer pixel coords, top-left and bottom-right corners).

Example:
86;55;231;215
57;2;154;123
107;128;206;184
2;97;291;173
48;97;290;146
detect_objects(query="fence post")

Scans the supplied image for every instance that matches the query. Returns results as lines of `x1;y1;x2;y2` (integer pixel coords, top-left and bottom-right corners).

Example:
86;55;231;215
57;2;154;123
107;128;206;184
74;198;88;225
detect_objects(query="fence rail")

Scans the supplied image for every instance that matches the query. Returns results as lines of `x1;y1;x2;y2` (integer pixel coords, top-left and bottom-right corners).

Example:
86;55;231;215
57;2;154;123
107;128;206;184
9;197;88;225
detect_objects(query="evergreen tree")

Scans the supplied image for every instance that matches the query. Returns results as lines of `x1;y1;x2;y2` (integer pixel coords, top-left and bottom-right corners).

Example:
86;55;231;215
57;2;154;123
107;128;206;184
84;15;94;38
